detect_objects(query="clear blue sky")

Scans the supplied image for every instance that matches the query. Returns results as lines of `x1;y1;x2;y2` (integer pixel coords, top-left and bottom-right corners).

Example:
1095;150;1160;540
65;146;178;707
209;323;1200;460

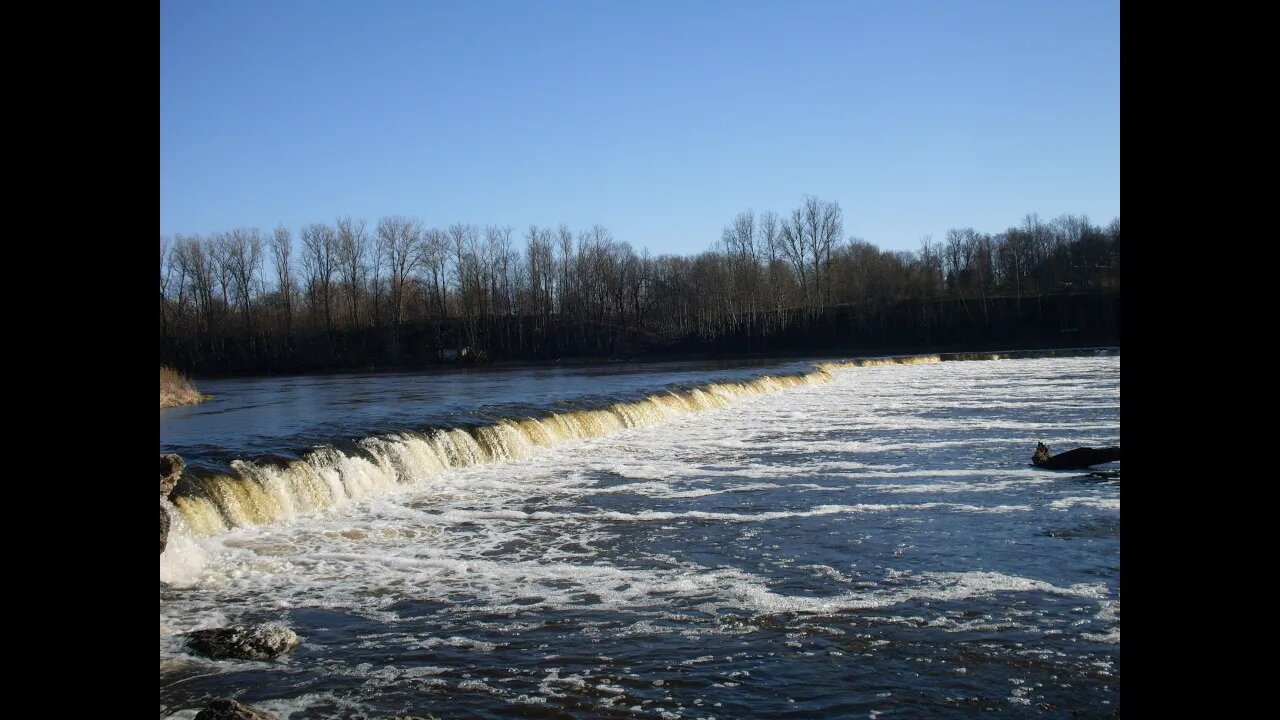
160;0;1119;255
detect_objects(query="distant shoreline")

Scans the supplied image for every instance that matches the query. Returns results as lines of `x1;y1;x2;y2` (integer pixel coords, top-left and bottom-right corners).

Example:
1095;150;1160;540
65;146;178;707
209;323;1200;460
179;342;1119;383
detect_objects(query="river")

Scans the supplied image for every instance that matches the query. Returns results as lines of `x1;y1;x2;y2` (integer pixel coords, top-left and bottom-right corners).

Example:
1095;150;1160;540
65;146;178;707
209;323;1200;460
160;351;1120;719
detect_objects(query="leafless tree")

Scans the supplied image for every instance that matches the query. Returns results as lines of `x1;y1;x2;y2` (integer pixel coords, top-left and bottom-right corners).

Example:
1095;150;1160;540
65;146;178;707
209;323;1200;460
421;227;449;320
336;216;368;327
376;215;424;331
161;203;1118;373
270;225;295;334
301;222;339;334
223;228;263;333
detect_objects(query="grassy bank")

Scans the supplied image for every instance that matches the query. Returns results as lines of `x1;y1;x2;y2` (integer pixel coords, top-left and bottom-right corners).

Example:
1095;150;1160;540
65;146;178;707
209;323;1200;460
160;365;210;409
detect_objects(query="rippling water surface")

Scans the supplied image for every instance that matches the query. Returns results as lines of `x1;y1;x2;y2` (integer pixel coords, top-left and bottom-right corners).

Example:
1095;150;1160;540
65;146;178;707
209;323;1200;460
160;353;1120;719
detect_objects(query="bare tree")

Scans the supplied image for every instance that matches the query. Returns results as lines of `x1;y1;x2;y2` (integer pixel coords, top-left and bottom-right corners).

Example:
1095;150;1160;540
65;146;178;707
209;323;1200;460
557;224;576;319
524;224;554;326
918;235;941;300
336;216;368;327
161;203;1119;374
721;211;762;327
368;223;387;326
172;235;216;337
376;215;424;331
804;196;843;308
779;206;811;304
486;224;516;317
209;233;235;334
222;228;263;334
421;227;449;320
301;222;338;334
757;210;784;316
721;211;756;261
270;225;295;334
160;237;173;336
448;223;483;348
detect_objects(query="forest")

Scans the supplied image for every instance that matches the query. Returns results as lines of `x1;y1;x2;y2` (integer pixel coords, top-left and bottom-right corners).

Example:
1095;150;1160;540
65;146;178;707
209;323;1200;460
159;197;1120;375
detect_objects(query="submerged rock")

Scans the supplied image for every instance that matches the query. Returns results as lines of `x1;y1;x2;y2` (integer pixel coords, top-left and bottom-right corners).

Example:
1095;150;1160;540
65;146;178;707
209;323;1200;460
1031;442;1120;470
160;504;171;554
193;699;277;720
160;454;185;498
185;625;301;661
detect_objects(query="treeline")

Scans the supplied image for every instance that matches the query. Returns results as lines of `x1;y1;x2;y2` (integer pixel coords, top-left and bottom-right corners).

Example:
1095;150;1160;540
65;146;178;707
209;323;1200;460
159;197;1120;374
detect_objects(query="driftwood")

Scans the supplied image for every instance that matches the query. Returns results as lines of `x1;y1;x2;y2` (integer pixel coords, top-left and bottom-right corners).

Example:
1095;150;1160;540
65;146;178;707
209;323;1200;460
1032;442;1120;470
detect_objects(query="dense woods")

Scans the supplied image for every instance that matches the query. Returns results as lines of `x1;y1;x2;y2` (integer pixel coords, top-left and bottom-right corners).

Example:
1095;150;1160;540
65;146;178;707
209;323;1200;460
160;197;1120;375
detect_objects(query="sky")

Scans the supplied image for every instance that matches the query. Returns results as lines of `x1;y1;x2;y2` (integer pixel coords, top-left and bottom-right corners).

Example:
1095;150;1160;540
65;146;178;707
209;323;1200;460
160;0;1119;255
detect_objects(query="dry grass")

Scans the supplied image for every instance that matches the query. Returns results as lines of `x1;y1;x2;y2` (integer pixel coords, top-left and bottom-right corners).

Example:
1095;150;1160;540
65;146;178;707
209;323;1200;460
160;365;210;409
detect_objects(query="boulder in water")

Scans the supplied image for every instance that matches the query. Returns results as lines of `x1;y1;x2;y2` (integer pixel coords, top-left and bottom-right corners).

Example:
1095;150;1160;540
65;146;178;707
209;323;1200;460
160;454;185;554
185;625;301;661
160;454;185;498
193;699;277;720
160;503;171;554
1032;442;1121;470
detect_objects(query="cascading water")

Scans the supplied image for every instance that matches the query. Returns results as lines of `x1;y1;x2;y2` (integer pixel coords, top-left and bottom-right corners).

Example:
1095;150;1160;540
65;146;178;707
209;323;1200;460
163;351;1111;565
166;365;843;543
160;349;1120;719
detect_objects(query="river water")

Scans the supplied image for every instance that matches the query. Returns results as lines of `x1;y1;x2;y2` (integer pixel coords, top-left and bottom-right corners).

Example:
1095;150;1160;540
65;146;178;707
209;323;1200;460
159;351;1120;719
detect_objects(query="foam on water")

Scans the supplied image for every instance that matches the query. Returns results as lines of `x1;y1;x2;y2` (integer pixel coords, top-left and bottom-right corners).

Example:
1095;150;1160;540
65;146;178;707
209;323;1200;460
160;352;1120;718
165;364;851;546
1049;496;1122;511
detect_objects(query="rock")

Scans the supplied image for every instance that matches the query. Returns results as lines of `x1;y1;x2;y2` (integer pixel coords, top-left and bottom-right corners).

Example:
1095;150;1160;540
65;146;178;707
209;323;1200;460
194;699;277;720
160;503;171;554
160;454;185;498
185;625;301;661
1032;442;1121;470
160;454;185;554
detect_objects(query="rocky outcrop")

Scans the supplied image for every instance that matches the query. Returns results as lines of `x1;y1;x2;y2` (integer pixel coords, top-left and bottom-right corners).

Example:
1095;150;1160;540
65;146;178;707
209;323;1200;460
160;454;185;554
160;454;185;498
1032;442;1121;470
193;699;278;720
185;625;302;661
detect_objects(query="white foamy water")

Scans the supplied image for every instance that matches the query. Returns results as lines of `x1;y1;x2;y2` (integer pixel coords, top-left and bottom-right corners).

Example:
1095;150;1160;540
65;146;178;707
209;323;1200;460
160;353;1120;719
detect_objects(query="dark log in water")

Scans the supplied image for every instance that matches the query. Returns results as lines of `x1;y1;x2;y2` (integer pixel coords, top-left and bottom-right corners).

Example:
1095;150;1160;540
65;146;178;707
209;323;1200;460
1032;442;1120;470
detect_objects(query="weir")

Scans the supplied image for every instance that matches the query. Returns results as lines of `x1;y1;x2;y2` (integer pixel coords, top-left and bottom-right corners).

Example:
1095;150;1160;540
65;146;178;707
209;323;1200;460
167;349;1116;540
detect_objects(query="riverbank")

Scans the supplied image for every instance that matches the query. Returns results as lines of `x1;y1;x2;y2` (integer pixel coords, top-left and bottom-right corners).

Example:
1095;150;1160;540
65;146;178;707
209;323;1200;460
173;338;1120;382
162;292;1122;378
161;366;211;409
